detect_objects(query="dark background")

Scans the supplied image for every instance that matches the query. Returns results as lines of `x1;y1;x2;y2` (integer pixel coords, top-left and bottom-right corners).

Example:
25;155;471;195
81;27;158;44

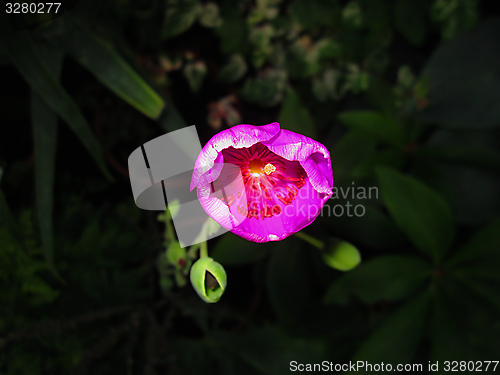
1;0;500;373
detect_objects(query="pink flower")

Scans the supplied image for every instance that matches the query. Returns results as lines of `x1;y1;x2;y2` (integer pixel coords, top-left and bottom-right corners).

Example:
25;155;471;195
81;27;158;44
190;123;333;242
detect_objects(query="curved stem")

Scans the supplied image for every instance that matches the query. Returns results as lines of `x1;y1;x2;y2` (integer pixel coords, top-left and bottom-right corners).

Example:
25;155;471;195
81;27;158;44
294;231;324;250
200;241;208;258
188;243;200;259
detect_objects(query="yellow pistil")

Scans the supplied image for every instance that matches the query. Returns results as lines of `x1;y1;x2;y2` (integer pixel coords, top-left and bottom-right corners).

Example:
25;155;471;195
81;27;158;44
264;163;276;175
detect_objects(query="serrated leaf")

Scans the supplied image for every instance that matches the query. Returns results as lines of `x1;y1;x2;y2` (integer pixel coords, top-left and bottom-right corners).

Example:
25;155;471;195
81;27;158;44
218;54;247;83
162;0;201;40
289;0;339;29
57;20;165;119
352;291;430;368
239;69;286;107
0;23;112;181
312;69;340;102
183;61;207;94
376;167;454;263
199;3;222;28
324;255;430;305
338;111;404;148
278;87;316;137
216;1;250;55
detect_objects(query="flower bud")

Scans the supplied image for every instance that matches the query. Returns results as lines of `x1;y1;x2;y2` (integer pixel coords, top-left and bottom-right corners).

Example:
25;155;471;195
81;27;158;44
323;240;361;271
166;241;187;270
190;257;227;303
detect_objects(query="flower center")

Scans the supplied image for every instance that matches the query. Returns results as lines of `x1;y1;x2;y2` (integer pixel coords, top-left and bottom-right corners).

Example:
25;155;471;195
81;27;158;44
211;143;307;221
248;159;264;175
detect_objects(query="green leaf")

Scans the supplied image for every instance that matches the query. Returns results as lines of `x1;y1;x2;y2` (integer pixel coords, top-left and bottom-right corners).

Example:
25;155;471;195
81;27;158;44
158;101;188;132
365;75;398;117
338;111;404;148
216;0;250;55
218;54;247;83
376;167;454;263
342;1;364;29
417;145;500;175
234;325;326;375
57;20;165;119
266;240;313;325
211;232;269;266
312;69;340;102
329;131;377;185
278;87;316;138
430;294;473;365
447;217;500;269
324;255;430;305
324;203;407;249
32;43;64;279
239;69;286;107
352;291;430;368
351;149;405;179
393;0;428;46
183;61;207;94
455;276;500;312
162;0;201;40
414;19;500;128
0;189;26;252
199;2;222;28
289;0;339;29
417;129;500;224
0;26;112;181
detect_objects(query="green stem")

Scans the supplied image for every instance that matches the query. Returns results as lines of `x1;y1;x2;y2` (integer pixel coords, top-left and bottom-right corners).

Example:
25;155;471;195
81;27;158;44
294;231;324;250
200;241;208;258
188;243;200;259
165;219;175;243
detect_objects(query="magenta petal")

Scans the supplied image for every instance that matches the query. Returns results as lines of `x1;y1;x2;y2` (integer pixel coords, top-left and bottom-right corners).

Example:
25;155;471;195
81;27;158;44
190;123;334;243
262;129;333;195
230;178;326;242
190;122;280;191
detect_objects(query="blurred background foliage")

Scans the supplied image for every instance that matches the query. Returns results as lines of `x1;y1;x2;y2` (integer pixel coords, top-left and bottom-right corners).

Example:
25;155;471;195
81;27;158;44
1;0;500;373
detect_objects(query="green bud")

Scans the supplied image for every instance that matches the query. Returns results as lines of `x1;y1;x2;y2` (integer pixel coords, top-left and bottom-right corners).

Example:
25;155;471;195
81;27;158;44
190;257;227;303
323;240;361;271
166;241;187;269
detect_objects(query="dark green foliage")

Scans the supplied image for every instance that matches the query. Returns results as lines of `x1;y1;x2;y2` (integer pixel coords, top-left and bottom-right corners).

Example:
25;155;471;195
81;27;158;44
1;0;499;373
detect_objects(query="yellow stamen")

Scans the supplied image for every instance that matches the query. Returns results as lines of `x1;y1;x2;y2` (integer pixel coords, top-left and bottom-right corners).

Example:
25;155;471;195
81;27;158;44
264;163;276;175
